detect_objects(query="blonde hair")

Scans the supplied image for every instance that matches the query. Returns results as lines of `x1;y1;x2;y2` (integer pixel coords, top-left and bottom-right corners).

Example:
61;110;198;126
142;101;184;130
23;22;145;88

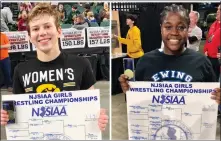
27;3;60;35
191;11;200;21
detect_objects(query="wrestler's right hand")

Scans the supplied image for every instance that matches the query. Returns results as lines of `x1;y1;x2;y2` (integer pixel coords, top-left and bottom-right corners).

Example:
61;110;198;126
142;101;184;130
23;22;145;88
1;110;9;125
118;74;130;94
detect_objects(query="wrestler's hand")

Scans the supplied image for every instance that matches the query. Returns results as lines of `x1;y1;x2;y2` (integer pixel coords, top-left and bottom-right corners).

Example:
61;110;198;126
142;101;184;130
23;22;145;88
118;74;130;94
211;88;221;104
98;109;108;131
1;110;9;125
205;51;208;56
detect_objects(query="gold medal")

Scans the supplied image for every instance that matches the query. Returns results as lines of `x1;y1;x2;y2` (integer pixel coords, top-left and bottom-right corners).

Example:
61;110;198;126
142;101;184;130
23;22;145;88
8;110;15;120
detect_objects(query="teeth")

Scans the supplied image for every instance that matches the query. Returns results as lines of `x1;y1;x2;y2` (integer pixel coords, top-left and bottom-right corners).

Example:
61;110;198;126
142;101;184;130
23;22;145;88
169;39;179;44
39;39;50;42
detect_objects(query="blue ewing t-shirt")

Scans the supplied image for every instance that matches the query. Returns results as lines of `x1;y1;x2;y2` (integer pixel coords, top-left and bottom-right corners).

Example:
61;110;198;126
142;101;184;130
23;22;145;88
135;48;216;82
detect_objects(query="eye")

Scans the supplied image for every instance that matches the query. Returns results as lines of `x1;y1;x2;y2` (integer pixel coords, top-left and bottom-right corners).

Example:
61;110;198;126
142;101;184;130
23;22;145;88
177;26;186;31
164;26;172;30
32;28;39;31
45;25;51;29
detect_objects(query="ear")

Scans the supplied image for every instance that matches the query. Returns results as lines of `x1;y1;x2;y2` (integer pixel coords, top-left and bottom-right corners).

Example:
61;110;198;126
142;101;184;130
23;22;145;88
57;27;62;38
160;24;163;35
28;34;33;44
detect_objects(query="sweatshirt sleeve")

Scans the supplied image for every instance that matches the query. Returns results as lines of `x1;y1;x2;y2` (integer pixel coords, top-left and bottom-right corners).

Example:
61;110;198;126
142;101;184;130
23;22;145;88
118;27;142;52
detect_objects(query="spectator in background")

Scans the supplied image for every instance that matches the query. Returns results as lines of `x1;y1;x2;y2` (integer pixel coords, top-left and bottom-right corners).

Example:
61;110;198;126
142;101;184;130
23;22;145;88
87;12;96;22
187;11;202;52
0;32;13;92
204;4;220;81
57;3;66;24
113;14;144;66
99;4;110;22
74;14;89;27
18;10;28;31
103;2;109;12
51;2;58;10
19;2;32;12
66;5;80;24
0;3;17;32
83;4;92;18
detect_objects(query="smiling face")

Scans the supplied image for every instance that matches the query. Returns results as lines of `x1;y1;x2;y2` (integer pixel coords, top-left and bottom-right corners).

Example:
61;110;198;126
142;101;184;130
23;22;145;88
161;12;188;54
29;14;61;53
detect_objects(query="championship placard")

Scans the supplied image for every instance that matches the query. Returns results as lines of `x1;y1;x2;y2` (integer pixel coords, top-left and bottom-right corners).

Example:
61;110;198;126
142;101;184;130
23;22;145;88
3;31;31;53
60;28;86;49
87;27;110;47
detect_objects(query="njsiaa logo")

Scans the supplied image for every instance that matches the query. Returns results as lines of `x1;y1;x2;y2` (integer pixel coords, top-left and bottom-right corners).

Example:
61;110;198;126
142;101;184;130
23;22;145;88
32;106;67;117
152;94;185;105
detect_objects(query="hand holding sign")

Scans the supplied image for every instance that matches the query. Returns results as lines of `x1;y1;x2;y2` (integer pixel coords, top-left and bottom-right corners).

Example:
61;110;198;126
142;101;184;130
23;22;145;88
98;109;108;131
1;110;9;125
118;74;130;94
211;88;221;104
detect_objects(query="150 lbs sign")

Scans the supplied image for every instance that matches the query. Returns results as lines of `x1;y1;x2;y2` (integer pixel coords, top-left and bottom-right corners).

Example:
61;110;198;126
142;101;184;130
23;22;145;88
60;28;85;49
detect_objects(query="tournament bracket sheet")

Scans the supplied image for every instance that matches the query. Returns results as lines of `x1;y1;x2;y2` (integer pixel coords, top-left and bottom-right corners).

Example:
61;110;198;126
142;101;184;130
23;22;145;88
126;82;219;140
2;89;101;140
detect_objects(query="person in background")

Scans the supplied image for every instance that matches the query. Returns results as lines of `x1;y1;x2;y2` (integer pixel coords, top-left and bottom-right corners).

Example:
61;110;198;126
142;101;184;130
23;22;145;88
18;10;28;31
0;32;13;92
57;3;66;24
113;14;144;66
83;4;92;18
19;2;32;12
66;5;80;24
87;12;97;23
0;3;17;32
187;11;202;52
74;14;89;27
204;4;220;81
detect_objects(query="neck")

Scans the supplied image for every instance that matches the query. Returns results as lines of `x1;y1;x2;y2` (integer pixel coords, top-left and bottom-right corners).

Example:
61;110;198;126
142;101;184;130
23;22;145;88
189;23;196;28
163;46;186;56
129;24;134;28
37;46;61;62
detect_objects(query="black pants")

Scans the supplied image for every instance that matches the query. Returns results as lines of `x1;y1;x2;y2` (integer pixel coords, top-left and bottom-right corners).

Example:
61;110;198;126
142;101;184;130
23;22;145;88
208;57;220;81
0;57;12;88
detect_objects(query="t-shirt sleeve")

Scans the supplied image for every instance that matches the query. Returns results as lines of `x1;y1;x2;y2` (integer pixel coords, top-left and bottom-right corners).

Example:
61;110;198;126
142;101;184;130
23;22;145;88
203;58;217;82
135;56;145;81
12;65;25;94
3;34;10;45
80;58;96;90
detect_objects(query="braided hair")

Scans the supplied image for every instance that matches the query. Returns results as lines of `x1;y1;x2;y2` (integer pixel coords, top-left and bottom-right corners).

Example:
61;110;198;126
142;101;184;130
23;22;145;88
160;4;190;27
